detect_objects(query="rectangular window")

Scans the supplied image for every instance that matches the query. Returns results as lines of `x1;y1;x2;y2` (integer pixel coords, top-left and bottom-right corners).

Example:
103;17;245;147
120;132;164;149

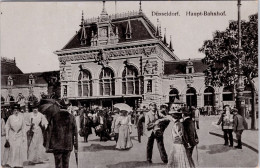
147;80;152;93
122;82;126;95
135;80;139;95
99;82;103;96
189;68;192;73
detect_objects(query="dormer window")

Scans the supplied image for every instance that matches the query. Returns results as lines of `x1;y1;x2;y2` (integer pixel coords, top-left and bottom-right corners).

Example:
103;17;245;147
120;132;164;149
186;59;194;74
29;74;35;85
7;76;13;86
125;19;132;39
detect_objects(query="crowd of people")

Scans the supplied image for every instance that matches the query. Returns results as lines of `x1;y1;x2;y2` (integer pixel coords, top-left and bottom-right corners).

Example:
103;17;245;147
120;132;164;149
1;103;49;168
1;96;248;168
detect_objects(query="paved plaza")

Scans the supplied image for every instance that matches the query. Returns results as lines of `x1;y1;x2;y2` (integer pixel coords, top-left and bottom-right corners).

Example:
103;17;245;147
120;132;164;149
21;116;258;168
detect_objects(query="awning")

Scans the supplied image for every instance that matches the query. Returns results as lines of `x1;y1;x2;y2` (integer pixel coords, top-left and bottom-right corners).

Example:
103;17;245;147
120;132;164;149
67;95;142;100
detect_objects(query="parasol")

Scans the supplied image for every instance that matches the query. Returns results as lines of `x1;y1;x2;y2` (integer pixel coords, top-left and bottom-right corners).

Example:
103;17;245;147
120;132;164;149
27;118;34;158
113;103;132;112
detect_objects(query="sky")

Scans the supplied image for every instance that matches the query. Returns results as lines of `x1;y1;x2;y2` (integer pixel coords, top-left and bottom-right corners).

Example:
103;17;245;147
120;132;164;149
0;1;258;73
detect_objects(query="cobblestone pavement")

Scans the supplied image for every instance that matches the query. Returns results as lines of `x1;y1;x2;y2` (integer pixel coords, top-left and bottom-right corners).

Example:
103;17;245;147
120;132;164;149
20;115;258;168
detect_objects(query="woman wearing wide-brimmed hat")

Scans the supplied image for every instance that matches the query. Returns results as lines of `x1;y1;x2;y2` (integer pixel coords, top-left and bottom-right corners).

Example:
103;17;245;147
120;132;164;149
5;104;27;168
166;108;191;168
114;104;133;150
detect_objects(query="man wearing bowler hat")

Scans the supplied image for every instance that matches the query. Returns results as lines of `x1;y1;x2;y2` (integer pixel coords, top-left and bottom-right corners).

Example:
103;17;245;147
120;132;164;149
45;99;78;168
145;102;168;164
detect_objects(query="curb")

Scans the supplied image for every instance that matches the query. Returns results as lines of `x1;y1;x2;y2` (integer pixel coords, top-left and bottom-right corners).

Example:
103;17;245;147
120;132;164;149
209;132;258;153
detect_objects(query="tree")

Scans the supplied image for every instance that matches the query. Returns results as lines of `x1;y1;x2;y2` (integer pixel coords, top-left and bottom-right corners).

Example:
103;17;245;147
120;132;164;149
199;13;258;129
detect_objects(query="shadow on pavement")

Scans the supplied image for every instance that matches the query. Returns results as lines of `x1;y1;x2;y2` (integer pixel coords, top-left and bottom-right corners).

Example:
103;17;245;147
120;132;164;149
106;161;166;168
198;144;235;154
81;144;116;152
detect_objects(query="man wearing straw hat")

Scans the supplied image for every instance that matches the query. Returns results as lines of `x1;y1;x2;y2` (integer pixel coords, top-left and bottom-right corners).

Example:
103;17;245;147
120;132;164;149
145;102;168;164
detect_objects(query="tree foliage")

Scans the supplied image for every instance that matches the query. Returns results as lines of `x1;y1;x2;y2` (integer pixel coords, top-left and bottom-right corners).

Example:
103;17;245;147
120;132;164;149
199;13;258;88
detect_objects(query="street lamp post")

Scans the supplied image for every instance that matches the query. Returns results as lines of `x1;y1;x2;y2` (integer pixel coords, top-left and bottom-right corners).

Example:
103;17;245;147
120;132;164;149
236;0;245;117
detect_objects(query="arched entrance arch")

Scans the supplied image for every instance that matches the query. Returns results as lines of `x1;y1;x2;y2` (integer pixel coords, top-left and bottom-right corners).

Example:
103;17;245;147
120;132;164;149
169;88;179;103
186;87;197;107
204;86;215;106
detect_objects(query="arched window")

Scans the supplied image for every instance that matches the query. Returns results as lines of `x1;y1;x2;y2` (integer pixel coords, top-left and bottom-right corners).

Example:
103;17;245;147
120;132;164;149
169;88;179;103
1;96;5;105
204;87;215;106
122;66;140;95
223;86;234;101
99;68;115;96
78;70;92;97
186;87;197;107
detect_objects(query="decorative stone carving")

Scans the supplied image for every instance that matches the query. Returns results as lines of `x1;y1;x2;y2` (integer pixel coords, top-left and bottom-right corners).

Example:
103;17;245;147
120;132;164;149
144;60;158;75
60;68;67;81
185;75;194;85
58;46;157;65
95;49;110;66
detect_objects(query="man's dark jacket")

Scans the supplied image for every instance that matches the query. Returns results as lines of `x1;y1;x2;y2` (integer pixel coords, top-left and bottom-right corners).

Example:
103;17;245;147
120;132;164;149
45;109;78;152
182;117;198;147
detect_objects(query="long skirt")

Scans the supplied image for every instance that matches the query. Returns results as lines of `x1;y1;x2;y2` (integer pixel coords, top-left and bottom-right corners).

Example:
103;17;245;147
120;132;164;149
1;136;9;166
167;144;191;168
28;128;48;163
116;125;133;150
6;133;27;167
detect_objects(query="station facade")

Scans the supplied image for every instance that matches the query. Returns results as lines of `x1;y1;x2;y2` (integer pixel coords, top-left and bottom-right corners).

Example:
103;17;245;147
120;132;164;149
55;2;256;112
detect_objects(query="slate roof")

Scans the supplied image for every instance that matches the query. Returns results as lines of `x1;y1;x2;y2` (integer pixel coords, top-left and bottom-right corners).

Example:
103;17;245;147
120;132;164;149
62;15;155;50
1;71;59;87
1;60;23;75
164;59;208;75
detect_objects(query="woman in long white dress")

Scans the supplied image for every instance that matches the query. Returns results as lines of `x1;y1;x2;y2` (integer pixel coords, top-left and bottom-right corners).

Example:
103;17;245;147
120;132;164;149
5;104;27;167
115;110;133;150
27;107;48;164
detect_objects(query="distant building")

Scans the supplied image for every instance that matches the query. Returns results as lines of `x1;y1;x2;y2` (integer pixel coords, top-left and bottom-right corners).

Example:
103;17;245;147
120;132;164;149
1;57;60;108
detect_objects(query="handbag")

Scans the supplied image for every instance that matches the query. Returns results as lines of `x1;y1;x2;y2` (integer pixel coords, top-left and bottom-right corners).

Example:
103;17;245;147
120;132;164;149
4;140;10;148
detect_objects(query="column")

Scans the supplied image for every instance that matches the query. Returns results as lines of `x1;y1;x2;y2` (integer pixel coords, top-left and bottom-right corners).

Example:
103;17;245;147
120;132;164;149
92;79;99;96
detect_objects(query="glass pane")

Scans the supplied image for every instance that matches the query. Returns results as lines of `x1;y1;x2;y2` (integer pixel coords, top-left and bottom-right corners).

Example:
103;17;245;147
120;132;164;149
128;81;134;94
135;80;139;94
104;83;110;95
99;82;103;95
122;82;126;95
78;82;82;97
83;83;89;96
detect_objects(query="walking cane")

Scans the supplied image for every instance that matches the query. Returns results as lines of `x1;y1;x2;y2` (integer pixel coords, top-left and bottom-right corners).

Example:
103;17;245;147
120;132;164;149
75;151;78;168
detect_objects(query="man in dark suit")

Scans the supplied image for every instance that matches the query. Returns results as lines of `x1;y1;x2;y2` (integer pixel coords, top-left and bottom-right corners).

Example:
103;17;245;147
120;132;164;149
145;102;168;164
182;107;198;168
233;108;245;149
45;100;78;168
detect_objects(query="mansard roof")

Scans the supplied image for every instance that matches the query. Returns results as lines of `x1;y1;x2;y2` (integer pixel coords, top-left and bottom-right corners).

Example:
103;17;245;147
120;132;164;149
62;13;157;50
1;71;59;87
164;59;208;75
1;57;23;75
